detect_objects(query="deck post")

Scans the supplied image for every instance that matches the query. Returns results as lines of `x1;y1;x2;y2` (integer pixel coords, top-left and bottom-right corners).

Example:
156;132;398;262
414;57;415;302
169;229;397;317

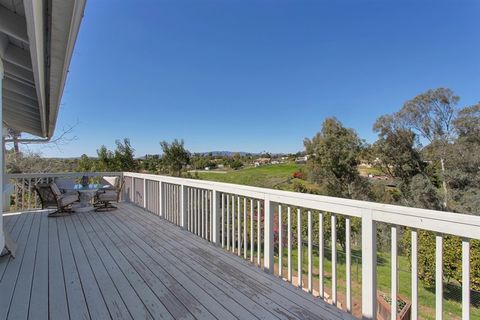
212;189;221;246
361;209;377;320
143;178;147;208
263;197;274;273
158;181;163;217
132;177;136;205
180;184;187;229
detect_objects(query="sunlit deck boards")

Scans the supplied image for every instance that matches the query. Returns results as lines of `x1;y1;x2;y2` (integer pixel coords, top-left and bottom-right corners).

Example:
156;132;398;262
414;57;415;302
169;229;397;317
0;203;354;320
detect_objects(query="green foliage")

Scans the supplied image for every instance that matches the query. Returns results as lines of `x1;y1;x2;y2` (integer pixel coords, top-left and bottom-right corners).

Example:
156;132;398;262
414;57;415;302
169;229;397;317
408;174;443;210
403;231;480;291
373;118;425;192
113;138;137;171
94;138;137;172
221;156;244;170
159;139;190;176
446;103;480;214
6;150;79;173
77;154;95;172
398;88;458;145
304;117;373;200
229;159;243;170
191;156;216;170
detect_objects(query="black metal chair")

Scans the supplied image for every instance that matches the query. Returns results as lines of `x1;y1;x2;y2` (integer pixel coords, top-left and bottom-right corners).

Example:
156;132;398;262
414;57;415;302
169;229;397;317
36;183;79;217
95;177;124;212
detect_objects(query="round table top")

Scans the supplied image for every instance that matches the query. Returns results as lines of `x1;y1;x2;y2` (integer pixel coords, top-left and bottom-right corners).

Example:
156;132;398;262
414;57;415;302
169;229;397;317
73;184;104;192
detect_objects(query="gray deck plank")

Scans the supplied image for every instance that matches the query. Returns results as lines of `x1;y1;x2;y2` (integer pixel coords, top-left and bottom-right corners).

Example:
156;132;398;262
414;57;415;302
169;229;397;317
3;213;21;233
28;212;50;320
113;207;289;320
48;217;70;320
95;209;249;319
0;212;28;281
118;206;321;320
121;204;354;320
0;212;35;319
65;214;132;320
63;212;112;320
95;212;239;320
80;213;192;320
57;217;90;320
8;213;41;320
72;214;153;320
76;213;173;320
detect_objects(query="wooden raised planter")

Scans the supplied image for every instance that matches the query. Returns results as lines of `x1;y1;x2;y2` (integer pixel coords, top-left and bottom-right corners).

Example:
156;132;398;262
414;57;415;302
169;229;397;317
377;292;411;320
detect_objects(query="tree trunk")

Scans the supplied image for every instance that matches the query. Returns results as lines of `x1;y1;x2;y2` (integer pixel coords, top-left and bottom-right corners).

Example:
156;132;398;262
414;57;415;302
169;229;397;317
440;157;448;209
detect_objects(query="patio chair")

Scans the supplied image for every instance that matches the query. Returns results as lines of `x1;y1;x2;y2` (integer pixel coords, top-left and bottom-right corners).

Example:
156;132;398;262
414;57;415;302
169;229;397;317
54;177;79;196
95;177;124;212
36;183;79;217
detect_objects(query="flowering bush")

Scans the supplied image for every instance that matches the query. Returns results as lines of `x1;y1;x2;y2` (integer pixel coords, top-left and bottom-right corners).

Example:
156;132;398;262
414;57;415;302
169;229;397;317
292;171;306;180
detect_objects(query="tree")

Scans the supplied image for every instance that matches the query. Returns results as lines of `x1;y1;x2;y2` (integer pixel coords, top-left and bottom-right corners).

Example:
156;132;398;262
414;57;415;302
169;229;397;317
113;138;137;171
6;129;21;154
230;159;243;170
394;88;459;208
304;117;372;200
191;156;216;170
373;115;441;207
160;139;190;176
445;103;480;214
454;103;480;143
94;138;137;172
96;145;114;171
77;154;95;172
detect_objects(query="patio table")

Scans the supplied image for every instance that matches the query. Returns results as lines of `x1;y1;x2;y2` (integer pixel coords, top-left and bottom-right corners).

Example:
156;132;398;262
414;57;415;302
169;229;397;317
71;184;103;212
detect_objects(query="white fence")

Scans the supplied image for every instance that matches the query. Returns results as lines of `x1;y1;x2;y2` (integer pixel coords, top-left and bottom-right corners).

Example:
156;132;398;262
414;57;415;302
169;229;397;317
7;171;480;320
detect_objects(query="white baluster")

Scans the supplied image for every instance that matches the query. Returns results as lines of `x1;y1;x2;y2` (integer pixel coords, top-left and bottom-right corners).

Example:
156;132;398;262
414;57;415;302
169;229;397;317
298;208;302;288
411;229;418;320
331;214;337;305
278;205;283;278
307;210;312;293
462;239;470;320
250;199;254;262
243;198;247;259
257;200;261;265
436;234;443;320
391;225;398;320
288;206;292;282
319;212;324;298
346;217;351;312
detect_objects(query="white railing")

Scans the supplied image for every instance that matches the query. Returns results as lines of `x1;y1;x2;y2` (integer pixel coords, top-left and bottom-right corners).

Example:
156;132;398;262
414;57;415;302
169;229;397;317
7;171;480;320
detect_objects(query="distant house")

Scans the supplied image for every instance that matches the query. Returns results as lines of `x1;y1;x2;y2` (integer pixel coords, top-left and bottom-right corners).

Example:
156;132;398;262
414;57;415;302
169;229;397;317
254;158;271;167
295;155;309;164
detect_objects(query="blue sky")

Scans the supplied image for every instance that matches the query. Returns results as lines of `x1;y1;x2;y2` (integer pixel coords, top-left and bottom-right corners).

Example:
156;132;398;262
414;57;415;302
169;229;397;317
33;0;480;157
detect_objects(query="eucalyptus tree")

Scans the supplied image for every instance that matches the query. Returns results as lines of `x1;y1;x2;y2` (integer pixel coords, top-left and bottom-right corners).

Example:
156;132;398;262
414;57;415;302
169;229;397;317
395;88;459;207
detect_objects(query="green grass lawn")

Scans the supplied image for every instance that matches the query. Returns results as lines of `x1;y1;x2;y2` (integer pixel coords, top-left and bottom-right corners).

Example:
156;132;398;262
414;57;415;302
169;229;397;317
196;163;302;190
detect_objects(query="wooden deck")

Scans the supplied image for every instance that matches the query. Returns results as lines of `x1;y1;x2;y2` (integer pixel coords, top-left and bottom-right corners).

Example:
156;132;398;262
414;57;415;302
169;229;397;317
0;203;354;320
